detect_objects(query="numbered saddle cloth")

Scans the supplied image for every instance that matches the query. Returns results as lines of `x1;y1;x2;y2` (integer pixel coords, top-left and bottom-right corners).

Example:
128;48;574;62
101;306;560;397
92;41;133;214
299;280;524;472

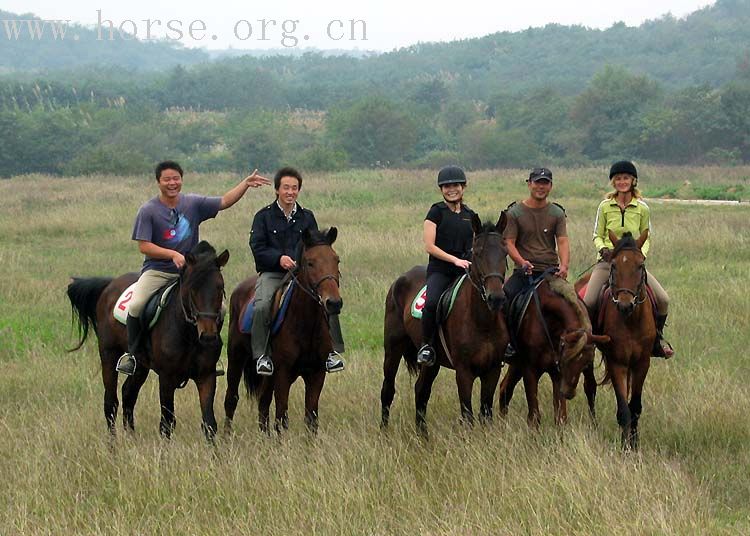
113;281;178;329
410;274;467;321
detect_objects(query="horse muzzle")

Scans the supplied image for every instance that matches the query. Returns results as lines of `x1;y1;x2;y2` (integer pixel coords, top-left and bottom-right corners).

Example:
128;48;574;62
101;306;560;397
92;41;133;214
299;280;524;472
486;291;506;312
616;300;636;316
325;297;343;315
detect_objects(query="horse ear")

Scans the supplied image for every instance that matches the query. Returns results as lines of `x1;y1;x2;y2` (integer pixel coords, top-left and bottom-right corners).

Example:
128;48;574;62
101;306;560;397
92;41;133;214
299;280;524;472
185;253;196;265
608;230;619;247
471;213;482;235
216;249;230;268
636;228;649;250
496;210;507;233
301;228;312;246
326;226;338;245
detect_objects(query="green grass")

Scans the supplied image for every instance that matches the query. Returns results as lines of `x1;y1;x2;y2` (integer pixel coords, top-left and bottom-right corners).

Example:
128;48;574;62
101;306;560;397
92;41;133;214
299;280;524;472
1;166;749;534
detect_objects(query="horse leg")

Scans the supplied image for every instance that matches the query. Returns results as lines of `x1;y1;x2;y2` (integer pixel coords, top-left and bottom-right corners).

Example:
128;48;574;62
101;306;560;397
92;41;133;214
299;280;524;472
381;337;408;429
158;378;178;439
121;364;149;432
257;380;273;435
223;342;246;436
100;349;119;436
455;366;476;426
628;357;650;451
479;365;503;424
196;375;218;443
610;364;632;450
551;371;568;426
523;369;541;429
303;370;326;435
273;368;292;434
414;363;441;438
497;363;523;418
583;363;597;423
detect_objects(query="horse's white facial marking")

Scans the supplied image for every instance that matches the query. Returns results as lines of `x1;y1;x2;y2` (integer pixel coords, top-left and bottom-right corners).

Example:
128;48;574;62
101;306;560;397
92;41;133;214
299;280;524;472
622;255;628;263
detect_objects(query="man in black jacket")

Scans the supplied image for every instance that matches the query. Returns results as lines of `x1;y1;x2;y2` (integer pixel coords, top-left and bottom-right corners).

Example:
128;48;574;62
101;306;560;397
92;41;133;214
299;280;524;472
249;167;345;376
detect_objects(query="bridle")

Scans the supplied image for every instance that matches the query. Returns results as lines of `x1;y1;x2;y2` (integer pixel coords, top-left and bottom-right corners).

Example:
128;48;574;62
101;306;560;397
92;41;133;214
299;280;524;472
288;245;340;309
465;231;506;308
608;250;647;307
179;269;224;326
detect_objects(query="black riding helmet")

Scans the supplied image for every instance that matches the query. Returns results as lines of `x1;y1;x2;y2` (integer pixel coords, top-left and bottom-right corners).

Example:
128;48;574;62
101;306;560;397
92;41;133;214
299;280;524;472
609;160;638;179
437;165;467;186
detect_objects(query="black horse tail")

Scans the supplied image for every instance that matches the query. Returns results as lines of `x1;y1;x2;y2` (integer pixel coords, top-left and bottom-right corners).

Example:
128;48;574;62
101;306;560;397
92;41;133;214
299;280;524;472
67;277;112;351
242;357;263;399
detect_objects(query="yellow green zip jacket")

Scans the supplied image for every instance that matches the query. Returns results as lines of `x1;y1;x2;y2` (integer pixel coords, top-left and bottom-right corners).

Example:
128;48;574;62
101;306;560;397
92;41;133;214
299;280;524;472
592;197;651;258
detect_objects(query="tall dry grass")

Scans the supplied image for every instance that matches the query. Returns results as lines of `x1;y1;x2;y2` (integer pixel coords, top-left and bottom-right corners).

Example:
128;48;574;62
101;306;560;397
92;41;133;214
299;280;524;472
0;167;748;534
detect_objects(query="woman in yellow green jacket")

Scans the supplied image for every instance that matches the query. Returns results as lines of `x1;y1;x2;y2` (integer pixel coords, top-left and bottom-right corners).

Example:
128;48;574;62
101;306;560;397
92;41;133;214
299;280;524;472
583;161;674;358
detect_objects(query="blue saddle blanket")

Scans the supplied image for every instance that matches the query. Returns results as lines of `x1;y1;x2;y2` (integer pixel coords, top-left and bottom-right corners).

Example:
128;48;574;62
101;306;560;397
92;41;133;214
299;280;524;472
239;281;295;335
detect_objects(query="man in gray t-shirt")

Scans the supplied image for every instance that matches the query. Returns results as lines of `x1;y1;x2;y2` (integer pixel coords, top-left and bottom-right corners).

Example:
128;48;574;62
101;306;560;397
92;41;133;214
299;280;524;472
502;167;569;305
116;160;270;376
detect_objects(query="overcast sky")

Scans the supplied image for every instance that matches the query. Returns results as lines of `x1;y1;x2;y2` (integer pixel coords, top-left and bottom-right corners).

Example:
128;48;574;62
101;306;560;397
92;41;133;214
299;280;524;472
1;0;715;50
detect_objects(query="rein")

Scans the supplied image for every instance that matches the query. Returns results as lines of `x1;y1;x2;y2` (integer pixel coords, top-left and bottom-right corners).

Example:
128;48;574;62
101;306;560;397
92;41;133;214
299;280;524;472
286;247;340;315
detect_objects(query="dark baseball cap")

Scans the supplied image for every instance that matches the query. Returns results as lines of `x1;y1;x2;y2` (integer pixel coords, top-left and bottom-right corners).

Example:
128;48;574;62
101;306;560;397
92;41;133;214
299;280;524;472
528;167;553;182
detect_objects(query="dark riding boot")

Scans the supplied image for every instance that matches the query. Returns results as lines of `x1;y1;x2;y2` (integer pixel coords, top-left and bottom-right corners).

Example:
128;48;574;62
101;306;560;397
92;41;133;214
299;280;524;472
116;315;142;376
325;314;345;373
653;314;675;359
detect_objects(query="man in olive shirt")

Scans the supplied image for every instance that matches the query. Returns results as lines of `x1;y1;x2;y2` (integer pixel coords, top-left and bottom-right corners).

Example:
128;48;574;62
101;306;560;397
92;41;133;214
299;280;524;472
502;167;569;305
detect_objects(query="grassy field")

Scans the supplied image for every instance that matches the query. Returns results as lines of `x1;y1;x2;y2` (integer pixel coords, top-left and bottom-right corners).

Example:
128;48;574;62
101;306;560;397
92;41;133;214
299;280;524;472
1;166;749;534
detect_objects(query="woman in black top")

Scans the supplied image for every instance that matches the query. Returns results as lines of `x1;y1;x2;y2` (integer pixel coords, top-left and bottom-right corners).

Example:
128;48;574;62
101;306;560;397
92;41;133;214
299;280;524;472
418;166;477;366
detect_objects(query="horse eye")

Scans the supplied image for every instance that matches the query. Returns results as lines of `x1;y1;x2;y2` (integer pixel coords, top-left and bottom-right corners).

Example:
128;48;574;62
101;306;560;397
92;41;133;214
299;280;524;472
307;261;314;267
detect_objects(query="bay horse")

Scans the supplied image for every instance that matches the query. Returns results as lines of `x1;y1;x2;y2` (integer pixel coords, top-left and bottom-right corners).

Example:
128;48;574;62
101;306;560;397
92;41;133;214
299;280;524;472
67;241;229;441
497;273;609;427
575;230;656;450
224;227;341;435
381;214;510;437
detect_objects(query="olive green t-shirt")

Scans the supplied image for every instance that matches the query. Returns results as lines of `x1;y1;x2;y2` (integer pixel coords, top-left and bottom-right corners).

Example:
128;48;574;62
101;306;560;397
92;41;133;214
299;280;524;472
503;201;567;269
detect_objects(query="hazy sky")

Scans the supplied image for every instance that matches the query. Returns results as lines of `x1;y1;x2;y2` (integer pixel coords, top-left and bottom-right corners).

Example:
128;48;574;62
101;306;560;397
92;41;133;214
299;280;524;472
1;0;715;50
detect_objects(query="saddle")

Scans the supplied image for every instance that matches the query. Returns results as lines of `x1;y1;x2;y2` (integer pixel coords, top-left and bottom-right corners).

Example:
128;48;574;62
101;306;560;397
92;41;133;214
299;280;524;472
239;279;296;335
506;275;548;342
113;280;178;330
410;274;467;323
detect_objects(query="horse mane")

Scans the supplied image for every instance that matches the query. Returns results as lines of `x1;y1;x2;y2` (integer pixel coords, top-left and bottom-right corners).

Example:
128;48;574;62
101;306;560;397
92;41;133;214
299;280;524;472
612;231;638;256
303;228;332;248
479;222;498;235
183;241;221;286
547;275;592;347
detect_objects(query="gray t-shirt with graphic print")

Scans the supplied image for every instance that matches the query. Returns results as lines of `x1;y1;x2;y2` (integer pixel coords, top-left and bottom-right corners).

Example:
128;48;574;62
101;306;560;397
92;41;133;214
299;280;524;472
132;193;222;274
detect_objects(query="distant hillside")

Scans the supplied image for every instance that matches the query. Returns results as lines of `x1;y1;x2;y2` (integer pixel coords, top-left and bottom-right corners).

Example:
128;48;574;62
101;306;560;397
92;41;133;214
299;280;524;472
0;10;207;71
2;1;750;91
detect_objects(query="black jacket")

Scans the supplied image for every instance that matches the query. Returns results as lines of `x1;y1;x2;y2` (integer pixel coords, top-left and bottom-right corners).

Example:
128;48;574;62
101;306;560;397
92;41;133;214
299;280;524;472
249;201;318;273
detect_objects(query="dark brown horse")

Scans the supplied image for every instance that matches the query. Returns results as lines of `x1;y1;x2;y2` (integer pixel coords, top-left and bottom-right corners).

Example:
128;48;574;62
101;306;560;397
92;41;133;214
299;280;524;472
224;227;341;435
497;274;609;427
67;241;229;441
575;230;656;449
381;214;510;436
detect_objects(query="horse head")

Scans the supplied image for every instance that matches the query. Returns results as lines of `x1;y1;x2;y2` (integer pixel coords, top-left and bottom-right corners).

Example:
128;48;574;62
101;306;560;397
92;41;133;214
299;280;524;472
300;227;342;315
558;329;610;399
608;229;648;317
468;212;508;312
181;241;229;344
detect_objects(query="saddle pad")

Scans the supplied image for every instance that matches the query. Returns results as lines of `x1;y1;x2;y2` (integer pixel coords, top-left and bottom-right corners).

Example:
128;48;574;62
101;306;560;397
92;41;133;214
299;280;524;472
239;280;296;335
113;280;177;329
411;274;466;319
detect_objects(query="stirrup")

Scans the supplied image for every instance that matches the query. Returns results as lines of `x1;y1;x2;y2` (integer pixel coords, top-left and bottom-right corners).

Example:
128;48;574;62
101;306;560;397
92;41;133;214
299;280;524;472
417;344;436;367
116;352;136;376
325;351;345;373
256;355;274;376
